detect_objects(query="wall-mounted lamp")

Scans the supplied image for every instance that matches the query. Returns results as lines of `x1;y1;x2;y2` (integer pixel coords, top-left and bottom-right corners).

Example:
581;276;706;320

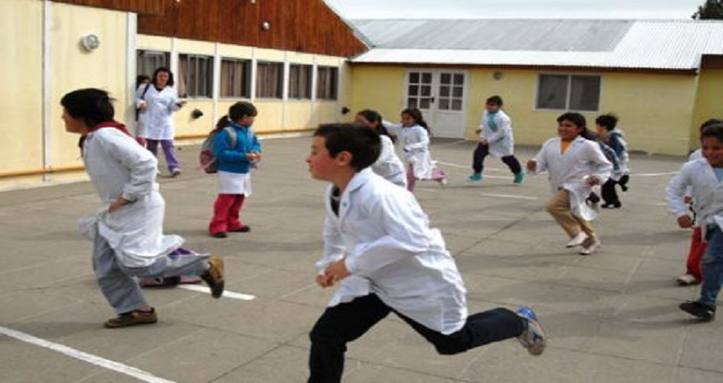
80;34;100;51
261;21;271;31
492;71;504;80
191;109;204;119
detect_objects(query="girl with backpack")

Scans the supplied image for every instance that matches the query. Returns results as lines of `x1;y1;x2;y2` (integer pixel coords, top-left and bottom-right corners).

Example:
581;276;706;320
208;102;261;238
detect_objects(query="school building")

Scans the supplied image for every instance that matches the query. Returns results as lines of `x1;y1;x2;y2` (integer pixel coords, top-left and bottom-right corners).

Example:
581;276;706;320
2;1;723;188
347;19;723;156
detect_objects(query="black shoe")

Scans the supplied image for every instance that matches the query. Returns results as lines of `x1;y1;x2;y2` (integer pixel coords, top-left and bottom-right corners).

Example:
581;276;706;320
229;225;251;233
679;301;716;321
211;232;227;238
587;192;600;204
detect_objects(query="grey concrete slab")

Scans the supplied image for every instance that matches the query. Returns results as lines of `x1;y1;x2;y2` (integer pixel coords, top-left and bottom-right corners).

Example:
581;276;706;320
1;137;722;383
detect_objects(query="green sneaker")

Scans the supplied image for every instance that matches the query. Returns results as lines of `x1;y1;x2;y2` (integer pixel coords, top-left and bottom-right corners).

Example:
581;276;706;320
513;172;525;184
469;173;482;182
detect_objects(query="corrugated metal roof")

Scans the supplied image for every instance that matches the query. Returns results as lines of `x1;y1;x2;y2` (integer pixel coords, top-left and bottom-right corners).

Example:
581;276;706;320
350;19;723;70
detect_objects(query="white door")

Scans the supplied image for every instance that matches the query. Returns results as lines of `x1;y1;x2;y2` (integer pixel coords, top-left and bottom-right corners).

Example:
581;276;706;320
405;69;467;138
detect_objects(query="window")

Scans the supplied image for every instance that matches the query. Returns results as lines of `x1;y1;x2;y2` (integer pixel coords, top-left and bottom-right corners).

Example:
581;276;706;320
178;54;213;98
220;58;251;98
256;61;283;99
406;71;433;109
136;50;169;78
289;64;312;99
316;66;338;100
536;74;601;111
438;72;465;111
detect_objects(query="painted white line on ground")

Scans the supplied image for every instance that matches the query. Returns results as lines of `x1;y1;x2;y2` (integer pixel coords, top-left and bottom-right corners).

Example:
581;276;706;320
479;192;538;201
177;284;256;301
0;326;175;383
632;171;678;177
436;160;512;173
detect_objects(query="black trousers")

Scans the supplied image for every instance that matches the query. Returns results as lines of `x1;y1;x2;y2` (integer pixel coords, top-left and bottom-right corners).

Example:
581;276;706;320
308;294;524;383
472;143;522;174
601;174;629;205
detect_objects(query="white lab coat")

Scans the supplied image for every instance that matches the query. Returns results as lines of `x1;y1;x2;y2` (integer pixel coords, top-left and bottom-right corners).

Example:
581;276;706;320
136;85;181;140
666;158;723;239
532;136;612;221
479;110;514;157
316;169;468;334
79;128;183;268
384;122;437;179
371;135;407;188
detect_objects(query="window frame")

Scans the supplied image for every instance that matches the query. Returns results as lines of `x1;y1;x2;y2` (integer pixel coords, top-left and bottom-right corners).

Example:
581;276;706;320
178;53;214;99
219;57;252;99
316;66;339;101
255;61;284;99
534;73;602;112
136;49;170;79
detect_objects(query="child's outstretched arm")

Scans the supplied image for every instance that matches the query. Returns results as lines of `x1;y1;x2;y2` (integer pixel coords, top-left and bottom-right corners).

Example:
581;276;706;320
343;193;432;277
666;163;694;228
586;142;613;185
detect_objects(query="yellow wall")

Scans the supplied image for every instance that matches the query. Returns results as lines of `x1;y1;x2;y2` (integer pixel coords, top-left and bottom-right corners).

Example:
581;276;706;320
691;68;723;148
0;0;43;174
51;2;129;169
350;65;699;155
349;65;406;122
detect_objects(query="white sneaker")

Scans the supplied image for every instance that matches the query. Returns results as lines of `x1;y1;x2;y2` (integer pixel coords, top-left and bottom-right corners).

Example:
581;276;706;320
579;237;600;255
565;232;588;248
676;273;700;286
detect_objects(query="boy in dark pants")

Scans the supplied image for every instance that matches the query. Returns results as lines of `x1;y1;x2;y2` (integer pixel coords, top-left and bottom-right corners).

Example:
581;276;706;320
306;124;545;382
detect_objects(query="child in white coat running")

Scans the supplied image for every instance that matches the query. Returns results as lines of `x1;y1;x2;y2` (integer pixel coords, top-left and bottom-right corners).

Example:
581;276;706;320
469;95;524;184
667;123;723;321
354;109;407;188
62;88;224;328
385;108;447;192
527;113;612;255
305;123;546;383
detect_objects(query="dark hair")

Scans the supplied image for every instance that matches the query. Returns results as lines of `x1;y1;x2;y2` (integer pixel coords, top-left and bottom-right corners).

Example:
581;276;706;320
557;112;593;140
357;109;396;143
215;102;258;130
700;118;723;133
152;67;174;87
61;88;115;128
401;108;431;134
486;95;503;106
595;113;618;131
314;123;381;171
701;123;723;143
136;74;151;88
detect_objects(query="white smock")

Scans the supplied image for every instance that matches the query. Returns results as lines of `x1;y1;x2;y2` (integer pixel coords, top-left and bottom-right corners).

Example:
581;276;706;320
78;128;183;268
217;171;252;196
315;169;468;334
136;85;181;140
532;136;612;221
371;135;407;188
385;122;437;179
479;109;514;157
666;158;723;239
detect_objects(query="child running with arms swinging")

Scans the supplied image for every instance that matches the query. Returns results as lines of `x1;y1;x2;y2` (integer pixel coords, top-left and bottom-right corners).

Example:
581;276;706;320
305;123;545;383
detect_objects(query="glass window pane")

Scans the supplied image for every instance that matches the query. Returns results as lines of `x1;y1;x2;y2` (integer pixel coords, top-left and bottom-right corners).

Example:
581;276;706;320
453;86;463;97
409;72;419;83
407;98;417;108
421;72;432;84
452;99;463;110
420;98;431;109
454;74;464;85
569;75;601;111
439;99;450;110
421;86;431;96
409;85;419;96
536;74;568;109
439;86;450;97
440;73;451;84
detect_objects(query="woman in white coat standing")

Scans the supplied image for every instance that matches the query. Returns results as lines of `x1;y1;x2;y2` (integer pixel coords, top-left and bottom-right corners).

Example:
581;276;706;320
62;88;224;328
527;113;612;255
354;109;407;188
136;67;186;177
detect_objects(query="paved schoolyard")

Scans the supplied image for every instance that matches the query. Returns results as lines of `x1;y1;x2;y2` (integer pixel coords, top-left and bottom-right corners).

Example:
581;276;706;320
0;136;721;383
